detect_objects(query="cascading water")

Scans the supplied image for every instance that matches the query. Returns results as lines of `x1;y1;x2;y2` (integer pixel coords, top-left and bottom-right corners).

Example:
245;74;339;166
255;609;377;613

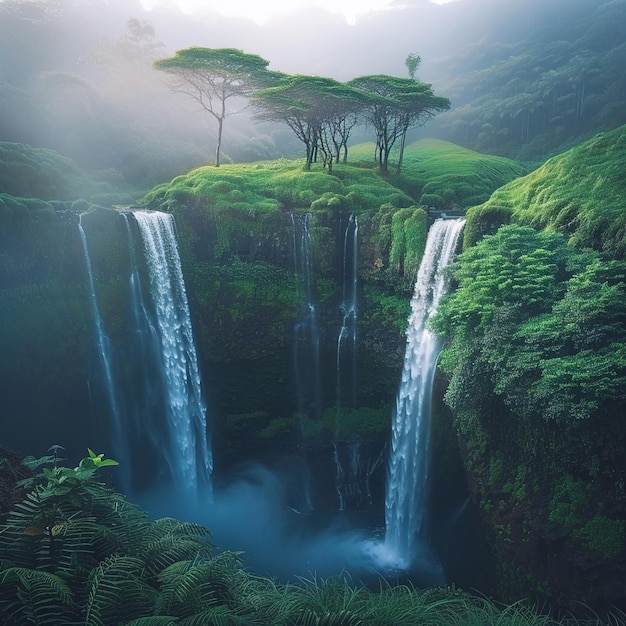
333;440;384;511
118;214;165;490
383;217;465;570
336;214;358;410
291;212;322;422
78;217;125;467
133;210;212;493
334;214;361;510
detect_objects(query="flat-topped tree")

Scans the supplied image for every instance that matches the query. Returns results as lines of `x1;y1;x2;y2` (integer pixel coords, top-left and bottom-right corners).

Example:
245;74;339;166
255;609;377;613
348;75;450;175
251;75;369;172
154;47;274;166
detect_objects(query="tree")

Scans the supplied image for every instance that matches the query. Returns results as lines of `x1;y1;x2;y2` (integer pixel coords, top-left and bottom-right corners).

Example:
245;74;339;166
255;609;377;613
252;75;368;172
348;75;450;175
405;52;421;80
154;48;273;166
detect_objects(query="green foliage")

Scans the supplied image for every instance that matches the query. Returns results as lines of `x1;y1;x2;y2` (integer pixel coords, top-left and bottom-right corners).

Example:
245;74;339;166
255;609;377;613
434;223;626;427
299;406;390;440
470;125;626;257
362;284;411;332
349;139;526;209
142;159;414;216
436;4;626;161
463;204;512;249
0;142;112;201
575;516;626;560
548;477;625;559
388;206;428;281
0;445;596;625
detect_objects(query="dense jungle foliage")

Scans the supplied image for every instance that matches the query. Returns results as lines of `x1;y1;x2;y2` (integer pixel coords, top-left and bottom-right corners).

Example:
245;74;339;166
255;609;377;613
431;124;626;607
432;0;626;161
0;447;620;626
2;0;626;611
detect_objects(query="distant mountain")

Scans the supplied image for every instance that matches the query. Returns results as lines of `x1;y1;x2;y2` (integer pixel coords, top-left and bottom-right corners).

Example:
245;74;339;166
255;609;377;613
428;0;626;161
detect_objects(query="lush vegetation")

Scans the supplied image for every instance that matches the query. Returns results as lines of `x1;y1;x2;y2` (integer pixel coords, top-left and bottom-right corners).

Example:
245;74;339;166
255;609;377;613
142;159;415;217
350;139;528;210
431;184;626;603
463;125;626;257
435;0;626;161
1;447;617;625
0;143;112;202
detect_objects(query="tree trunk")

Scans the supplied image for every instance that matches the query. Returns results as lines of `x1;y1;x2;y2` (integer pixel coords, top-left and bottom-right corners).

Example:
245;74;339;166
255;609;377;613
396;131;407;175
215;116;223;167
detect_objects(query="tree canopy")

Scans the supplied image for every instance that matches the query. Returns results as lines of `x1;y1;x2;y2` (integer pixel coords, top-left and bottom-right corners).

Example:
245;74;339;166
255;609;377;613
154;47;274;166
252;72;449;174
348;75;450;175
251;75;370;172
432;225;626;424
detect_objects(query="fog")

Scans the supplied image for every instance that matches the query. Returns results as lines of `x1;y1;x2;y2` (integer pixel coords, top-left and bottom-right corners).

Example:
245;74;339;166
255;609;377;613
135;461;448;585
1;0;618;187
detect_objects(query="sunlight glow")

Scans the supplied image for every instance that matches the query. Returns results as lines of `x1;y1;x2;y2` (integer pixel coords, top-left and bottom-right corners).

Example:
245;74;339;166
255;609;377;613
140;0;403;25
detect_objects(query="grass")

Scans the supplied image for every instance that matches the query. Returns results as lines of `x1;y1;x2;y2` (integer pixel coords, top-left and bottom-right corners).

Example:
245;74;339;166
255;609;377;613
142;158;416;216
350;139;528;209
467;124;626;257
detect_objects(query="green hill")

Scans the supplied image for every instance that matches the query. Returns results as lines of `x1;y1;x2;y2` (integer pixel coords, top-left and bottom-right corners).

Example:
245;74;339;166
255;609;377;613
0;142;114;202
465;124;626;257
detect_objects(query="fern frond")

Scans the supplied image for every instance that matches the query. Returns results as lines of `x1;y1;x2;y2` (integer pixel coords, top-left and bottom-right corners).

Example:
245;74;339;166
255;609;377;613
0;567;76;625
176;605;251;626
124;618;179;626
151;518;212;539
297;608;363;626
85;555;156;626
140;531;213;578
235;576;302;624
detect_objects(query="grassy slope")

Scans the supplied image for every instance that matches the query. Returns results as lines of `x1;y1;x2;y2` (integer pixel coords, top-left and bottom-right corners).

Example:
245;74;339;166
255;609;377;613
142;158;416;214
350;139;528;209
468;124;626;258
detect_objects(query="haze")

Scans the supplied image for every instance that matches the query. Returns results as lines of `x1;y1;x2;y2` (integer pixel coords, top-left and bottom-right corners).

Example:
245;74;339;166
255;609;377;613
0;0;619;188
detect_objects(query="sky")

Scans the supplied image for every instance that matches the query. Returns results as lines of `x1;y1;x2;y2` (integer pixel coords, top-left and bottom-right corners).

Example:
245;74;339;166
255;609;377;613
140;0;461;26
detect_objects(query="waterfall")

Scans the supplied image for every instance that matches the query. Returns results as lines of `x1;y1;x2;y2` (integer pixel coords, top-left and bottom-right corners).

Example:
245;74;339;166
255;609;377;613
333;440;384;511
336;214;358;411
119;214;165;489
383;217;465;568
133;210;212;493
291;213;321;422
78;217;124;464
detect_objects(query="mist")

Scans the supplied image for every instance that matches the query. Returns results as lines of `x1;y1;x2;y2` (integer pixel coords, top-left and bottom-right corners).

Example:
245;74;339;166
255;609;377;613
135;460;448;586
2;0;622;188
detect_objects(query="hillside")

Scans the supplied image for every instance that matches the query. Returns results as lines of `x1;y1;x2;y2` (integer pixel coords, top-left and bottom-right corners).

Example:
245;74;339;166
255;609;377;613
464;124;626;257
431;0;626;161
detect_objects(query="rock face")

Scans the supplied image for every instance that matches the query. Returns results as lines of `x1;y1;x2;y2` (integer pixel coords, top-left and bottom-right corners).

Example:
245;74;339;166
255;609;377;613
4;191;622;615
0;202;411;512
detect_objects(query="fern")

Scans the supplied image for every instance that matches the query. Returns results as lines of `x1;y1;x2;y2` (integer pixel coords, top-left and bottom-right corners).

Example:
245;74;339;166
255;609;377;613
85;555;156;626
139;518;213;578
176;605;252;626
297;609;363;626
0;567;76;625
124;618;179;626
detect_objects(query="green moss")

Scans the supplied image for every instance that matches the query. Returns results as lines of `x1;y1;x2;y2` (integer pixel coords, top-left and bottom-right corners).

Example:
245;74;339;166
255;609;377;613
548;475;590;527
142;159;415;217
388;206;428;282
470;124;626;257
350;138;527;209
299;406;390;440
463;204;512;249
576;516;626;560
488;456;504;486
